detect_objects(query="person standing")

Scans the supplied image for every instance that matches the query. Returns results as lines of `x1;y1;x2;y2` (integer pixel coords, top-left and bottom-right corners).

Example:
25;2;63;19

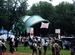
38;44;42;55
14;37;19;51
1;39;6;55
9;38;15;55
0;39;2;55
32;40;37;55
54;40;61;55
69;41;75;55
52;41;55;55
43;39;48;55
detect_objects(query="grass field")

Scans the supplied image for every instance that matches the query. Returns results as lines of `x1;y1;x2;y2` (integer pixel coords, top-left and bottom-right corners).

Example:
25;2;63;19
6;43;70;55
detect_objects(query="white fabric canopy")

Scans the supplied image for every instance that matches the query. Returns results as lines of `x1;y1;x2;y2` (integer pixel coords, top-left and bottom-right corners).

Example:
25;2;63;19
0;34;15;41
0;34;7;41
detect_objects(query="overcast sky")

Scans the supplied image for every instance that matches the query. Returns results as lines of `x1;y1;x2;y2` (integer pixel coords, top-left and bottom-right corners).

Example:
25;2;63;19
27;0;73;9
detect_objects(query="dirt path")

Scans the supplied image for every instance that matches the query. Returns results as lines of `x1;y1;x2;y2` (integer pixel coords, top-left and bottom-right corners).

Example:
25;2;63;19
0;52;32;55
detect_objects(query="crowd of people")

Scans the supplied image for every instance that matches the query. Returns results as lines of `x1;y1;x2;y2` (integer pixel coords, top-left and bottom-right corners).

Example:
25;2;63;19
0;36;75;55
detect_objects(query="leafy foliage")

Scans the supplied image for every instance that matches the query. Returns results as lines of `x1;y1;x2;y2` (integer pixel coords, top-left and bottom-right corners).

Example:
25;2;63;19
27;1;75;35
0;0;28;31
0;0;75;35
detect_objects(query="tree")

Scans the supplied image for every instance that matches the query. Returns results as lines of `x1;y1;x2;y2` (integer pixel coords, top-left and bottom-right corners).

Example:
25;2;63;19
55;2;74;35
10;0;28;36
0;0;10;29
29;1;55;20
28;1;56;34
0;0;28;31
27;1;75;35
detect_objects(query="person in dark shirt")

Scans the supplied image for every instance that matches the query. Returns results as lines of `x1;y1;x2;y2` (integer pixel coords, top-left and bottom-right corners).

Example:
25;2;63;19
38;45;42;55
52;41;55;55
9;38;15;55
1;39;6;55
14;37;19;51
32;41;37;55
70;41;75;55
43;39;48;55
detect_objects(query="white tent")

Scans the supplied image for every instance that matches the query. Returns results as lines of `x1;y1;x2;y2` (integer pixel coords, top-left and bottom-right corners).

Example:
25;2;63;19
0;34;7;41
9;34;15;41
0;34;15;41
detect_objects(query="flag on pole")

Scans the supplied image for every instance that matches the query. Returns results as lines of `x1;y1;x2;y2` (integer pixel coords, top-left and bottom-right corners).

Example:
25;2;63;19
40;22;49;29
30;27;34;39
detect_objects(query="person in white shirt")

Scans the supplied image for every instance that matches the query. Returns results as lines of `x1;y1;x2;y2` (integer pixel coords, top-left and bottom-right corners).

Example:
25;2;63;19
1;39;6;55
32;40;37;55
0;39;2;55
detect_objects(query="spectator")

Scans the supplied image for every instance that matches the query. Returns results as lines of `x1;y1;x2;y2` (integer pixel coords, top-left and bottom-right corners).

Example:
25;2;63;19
43;39;48;55
69;41;75;55
1;39;6;54
38;44;42;55
54;40;61;55
23;38;29;49
48;37;51;50
37;37;41;46
9;38;15;55
22;37;24;45
0;39;2;55
14;37;19;51
32;40;37;55
52;41;55;55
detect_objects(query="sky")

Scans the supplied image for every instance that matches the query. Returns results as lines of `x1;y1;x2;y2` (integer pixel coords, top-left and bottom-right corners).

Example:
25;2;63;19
27;0;73;9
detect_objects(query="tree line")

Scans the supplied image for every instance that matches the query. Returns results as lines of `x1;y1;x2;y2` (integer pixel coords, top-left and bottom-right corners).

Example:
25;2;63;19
0;0;75;36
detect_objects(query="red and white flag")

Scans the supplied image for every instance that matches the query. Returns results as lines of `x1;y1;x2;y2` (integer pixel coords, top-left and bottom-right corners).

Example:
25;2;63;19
30;27;34;39
40;22;49;29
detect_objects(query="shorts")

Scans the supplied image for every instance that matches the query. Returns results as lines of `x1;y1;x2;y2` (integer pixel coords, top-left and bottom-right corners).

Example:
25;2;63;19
44;46;47;51
33;47;37;51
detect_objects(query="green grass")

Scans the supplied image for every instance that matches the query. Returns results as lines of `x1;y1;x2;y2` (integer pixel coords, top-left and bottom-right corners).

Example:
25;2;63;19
6;43;32;53
6;43;70;55
60;50;70;55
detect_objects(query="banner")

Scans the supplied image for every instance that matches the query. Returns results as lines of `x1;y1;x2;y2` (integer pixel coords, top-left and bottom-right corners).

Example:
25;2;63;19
55;29;60;33
40;22;49;29
55;29;61;39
